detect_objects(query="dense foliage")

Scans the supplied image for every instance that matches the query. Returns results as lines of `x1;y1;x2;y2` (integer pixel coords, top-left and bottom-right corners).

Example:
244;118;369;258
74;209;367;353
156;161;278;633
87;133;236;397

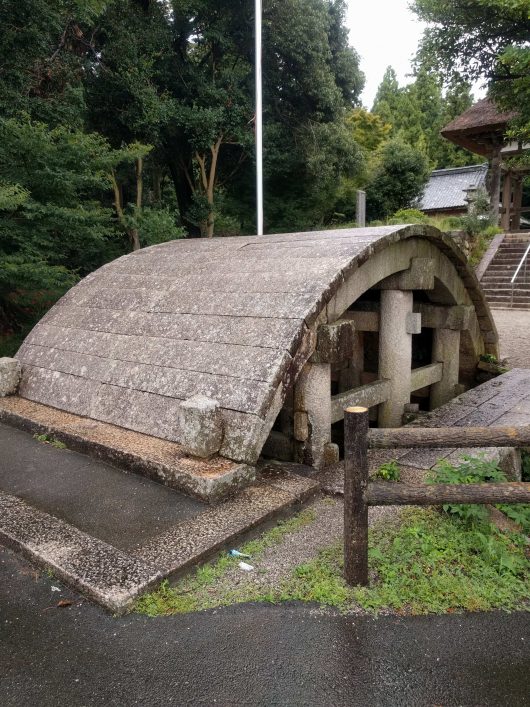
3;0;511;341
412;0;530;145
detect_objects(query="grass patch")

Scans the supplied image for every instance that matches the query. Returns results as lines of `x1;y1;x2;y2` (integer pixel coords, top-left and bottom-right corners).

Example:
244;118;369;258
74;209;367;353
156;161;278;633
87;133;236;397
282;509;529;615
136;504;529;618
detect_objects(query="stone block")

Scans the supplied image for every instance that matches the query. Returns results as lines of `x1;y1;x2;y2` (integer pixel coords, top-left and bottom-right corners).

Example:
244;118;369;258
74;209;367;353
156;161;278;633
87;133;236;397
322;442;340;466
310;319;356;364
406;312;422;335
179;395;223;458
0;358;21;397
377;258;435;291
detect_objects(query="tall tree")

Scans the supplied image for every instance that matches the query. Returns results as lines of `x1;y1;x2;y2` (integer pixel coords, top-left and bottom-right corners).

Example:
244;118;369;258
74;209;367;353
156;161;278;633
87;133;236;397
412;0;530;142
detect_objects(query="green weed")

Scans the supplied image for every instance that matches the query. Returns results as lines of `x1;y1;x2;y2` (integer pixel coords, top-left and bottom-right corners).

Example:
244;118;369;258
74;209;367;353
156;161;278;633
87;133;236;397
135;503;528;617
374;460;401;481
33;433;67;449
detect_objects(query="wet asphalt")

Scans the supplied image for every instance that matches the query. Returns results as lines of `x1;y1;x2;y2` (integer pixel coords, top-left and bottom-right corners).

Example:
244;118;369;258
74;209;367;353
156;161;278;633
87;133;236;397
1;547;529;707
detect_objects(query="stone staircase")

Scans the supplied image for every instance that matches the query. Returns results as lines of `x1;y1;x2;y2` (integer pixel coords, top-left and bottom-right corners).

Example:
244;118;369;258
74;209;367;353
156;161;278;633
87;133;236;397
481;233;530;309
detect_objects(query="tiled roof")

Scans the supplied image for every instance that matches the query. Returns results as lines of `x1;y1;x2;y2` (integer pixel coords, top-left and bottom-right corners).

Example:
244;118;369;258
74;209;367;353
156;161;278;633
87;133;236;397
419;164;488;212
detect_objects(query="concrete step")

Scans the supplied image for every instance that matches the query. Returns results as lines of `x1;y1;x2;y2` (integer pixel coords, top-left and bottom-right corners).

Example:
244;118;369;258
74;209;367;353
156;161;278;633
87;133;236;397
489;302;530;312
486;297;530;306
490;256;527;263
0;421;319;612
482;279;530;287
0;396;255;503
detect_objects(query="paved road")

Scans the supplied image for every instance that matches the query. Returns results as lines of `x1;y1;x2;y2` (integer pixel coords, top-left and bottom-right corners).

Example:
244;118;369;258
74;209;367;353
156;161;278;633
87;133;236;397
1;549;529;707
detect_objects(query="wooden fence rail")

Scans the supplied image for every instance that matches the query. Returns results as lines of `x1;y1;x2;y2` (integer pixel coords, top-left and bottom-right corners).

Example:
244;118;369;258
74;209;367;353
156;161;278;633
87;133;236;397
343;406;530;587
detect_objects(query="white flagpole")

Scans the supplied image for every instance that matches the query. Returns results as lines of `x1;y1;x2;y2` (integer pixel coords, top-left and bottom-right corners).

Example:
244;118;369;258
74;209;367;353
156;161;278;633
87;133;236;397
255;0;264;235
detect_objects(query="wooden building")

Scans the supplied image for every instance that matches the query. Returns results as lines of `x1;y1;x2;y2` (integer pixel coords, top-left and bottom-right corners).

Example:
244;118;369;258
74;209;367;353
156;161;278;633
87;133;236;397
441;99;529;231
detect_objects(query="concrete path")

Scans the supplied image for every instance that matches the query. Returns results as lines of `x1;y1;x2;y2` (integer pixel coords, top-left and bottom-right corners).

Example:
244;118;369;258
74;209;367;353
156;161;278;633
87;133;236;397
493;309;530;368
1;547;529;707
0;423;205;552
0;422;318;611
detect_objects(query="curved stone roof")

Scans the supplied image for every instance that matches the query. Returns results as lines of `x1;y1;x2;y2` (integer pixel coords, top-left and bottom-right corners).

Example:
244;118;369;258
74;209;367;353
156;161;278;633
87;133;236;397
16;225;497;464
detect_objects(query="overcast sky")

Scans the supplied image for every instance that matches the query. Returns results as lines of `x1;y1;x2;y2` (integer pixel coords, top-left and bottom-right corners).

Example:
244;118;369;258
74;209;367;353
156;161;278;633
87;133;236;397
345;0;425;108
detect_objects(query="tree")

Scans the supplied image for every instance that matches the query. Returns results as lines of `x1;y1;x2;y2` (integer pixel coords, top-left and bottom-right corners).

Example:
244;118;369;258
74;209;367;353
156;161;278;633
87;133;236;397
0;119;113;329
372;64;477;168
365;138;430;220
0;0;106;127
412;0;530;142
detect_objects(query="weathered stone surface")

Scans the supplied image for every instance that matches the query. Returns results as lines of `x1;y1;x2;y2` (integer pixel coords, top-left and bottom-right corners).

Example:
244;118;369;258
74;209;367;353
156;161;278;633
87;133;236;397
134;473;319;574
410;363;443;392
378;290;413;427
330;379;390;424
377;257;435;290
310;319;356;364
0;357;21;396
0;491;162;613
179;396;223;458
15;225;499;466
0;396;256;502
406;312;422;335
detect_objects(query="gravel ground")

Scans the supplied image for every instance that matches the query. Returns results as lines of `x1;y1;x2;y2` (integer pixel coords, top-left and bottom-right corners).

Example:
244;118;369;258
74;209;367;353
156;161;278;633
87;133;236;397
492;308;530;368
197;496;400;599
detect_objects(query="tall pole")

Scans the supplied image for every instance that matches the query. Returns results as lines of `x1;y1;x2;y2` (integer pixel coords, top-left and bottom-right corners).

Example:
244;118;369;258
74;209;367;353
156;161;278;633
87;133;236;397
255;0;264;235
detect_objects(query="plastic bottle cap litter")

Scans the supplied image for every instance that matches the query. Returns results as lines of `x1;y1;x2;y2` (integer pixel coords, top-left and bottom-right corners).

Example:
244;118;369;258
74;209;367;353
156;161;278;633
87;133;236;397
228;549;251;558
238;562;254;571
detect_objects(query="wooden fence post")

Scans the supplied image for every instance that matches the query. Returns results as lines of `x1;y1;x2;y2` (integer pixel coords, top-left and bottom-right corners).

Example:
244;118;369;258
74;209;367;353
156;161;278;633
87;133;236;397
344;406;369;586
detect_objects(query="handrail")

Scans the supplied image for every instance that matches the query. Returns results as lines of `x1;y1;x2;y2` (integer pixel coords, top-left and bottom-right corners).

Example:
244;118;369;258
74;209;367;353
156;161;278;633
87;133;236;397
511;243;530;284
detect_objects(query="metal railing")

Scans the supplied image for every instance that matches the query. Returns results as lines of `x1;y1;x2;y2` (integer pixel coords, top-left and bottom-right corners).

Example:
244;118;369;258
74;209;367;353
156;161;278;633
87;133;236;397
510;242;530;307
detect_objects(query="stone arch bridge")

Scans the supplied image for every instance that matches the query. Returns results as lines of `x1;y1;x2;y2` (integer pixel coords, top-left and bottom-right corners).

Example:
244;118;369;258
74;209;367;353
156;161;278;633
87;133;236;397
14;225;498;478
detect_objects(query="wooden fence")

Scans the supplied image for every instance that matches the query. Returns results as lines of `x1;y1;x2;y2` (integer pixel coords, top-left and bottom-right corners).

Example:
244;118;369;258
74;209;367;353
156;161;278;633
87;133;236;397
343;406;530;586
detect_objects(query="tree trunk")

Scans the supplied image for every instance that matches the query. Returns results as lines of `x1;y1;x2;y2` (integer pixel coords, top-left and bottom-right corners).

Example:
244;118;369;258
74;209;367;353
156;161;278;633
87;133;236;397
165;149;201;238
129;228;141;251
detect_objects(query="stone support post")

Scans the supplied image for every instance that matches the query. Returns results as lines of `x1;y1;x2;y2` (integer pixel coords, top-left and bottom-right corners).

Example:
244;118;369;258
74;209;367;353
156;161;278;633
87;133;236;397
294;362;333;468
378;290;413;427
338;332;364;392
430;328;461;410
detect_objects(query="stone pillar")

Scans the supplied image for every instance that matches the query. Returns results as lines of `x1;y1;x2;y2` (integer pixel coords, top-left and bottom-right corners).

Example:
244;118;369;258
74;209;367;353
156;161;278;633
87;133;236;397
430;328;461;410
338;332;364;392
294;362;333;468
378;290;413;427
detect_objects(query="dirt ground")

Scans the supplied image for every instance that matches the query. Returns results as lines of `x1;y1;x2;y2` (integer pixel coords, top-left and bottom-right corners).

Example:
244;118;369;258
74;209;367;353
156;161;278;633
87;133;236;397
492;308;530;368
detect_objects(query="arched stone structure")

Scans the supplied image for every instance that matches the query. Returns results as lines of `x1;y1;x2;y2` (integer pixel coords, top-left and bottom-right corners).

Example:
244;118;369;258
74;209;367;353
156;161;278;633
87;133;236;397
15;225;498;469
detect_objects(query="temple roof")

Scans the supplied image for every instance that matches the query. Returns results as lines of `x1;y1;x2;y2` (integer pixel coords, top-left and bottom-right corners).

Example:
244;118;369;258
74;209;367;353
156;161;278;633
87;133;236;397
441;99;517;156
419;164;488;212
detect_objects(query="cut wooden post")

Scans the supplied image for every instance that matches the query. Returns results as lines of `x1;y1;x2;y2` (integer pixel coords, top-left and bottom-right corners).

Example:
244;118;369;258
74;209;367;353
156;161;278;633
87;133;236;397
344;406;369;587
